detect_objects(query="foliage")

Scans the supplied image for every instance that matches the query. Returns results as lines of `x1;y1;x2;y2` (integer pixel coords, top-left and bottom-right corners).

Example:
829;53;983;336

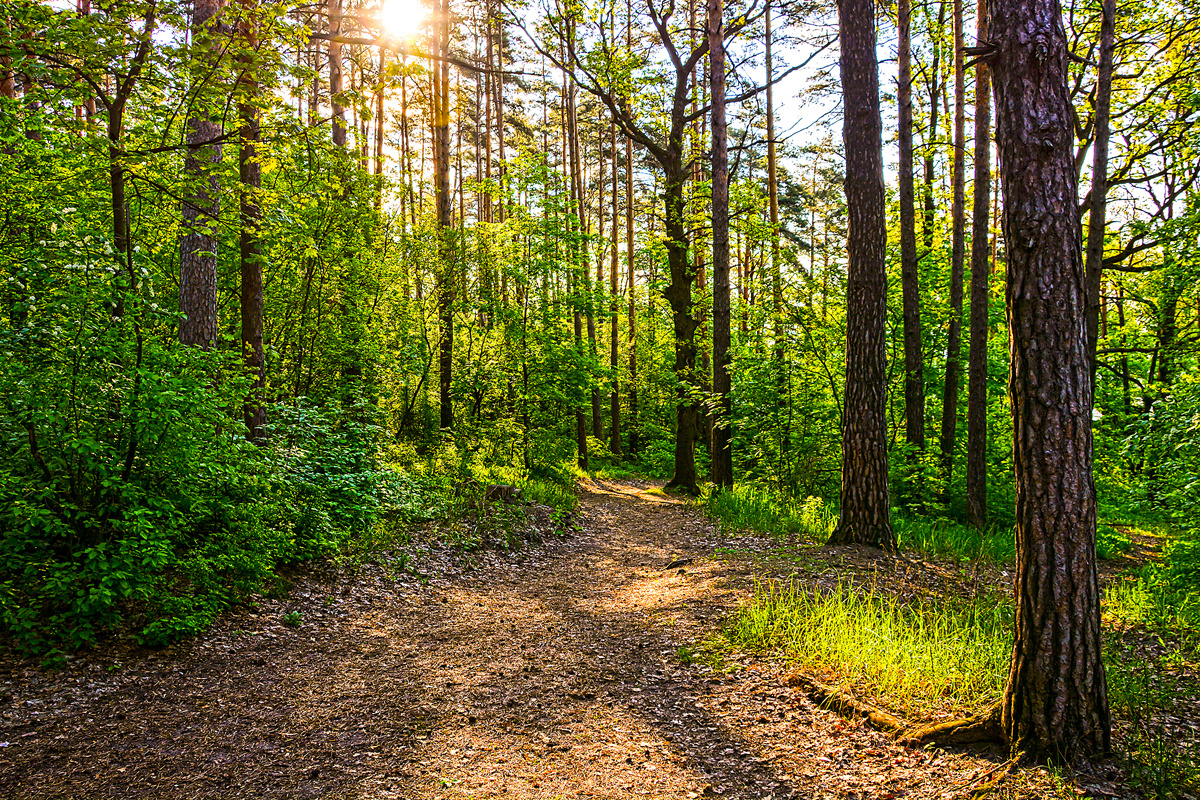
701;483;837;541
726;580;1013;718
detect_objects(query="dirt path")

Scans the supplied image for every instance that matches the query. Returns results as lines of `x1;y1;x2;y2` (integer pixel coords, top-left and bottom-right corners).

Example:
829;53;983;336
1;479;1070;799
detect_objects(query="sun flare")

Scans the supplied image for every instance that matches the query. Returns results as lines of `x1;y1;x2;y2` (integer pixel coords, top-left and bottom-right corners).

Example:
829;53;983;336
380;0;428;40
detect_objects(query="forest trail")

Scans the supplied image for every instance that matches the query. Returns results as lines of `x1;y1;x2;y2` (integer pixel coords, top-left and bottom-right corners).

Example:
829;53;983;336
1;479;1020;799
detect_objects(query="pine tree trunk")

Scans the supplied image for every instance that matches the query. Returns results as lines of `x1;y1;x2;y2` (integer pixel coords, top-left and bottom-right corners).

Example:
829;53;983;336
435;0;454;430
829;0;894;549
662;161;699;494
180;0;222;349
965;0;992;529
898;0;925;487
766;5;787;461
709;0;732;490
1084;0;1115;385
610;117;622;456
239;0;265;438
939;0;967;489
626;100;638;456
989;0;1111;761
328;0;346;148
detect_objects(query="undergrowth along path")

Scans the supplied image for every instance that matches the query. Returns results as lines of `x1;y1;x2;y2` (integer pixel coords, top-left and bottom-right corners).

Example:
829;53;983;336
1;479;1078;799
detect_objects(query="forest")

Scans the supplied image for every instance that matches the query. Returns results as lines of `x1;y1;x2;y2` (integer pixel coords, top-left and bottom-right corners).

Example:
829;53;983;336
1;0;1199;794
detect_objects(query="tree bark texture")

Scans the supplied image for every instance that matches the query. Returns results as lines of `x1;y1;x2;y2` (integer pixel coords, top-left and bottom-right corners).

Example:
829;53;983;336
898;0;925;457
828;0;894;548
328;0;346;148
988;0;1111;762
966;0;992;529
1084;0;1114;387
239;2;265;439
610;118;622;456
435;0;454;430
180;0;223;349
709;0;732;490
939;0;968;485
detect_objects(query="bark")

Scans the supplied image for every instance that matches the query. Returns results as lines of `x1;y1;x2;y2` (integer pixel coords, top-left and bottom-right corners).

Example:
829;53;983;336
1084;0;1114;386
610;118;622;456
898;0;924;465
435;0;454;430
709;0;732;490
922;1;946;250
939;0;968;487
180;0;223;350
988;0;1111;761
828;0;894;548
626;90;638;456
662;159;700;494
239;0;265;439
965;0;992;529
329;0;346;148
375;48;386;212
766;5;785;455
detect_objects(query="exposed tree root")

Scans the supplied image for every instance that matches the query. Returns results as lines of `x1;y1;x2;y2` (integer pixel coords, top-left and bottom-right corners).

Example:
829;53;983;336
784;671;908;735
785;670;1006;748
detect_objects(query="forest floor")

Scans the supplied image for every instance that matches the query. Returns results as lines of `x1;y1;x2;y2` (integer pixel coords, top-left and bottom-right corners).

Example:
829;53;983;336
0;478;1139;799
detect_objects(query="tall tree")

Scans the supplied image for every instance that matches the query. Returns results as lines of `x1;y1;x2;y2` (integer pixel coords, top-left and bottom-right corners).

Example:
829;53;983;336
985;0;1111;761
709;0;732;489
610;116;622;455
328;0;347;147
898;0;924;478
1084;0;1115;383
939;0;967;487
435;0;454;430
965;0;992;529
179;0;223;350
238;0;265;438
827;0;894;548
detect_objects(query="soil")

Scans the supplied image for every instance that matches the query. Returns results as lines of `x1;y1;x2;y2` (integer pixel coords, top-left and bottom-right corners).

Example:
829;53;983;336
0;478;1138;799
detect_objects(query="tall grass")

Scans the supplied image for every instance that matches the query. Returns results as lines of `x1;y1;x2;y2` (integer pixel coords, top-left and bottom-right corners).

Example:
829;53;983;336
702;484;837;541
892;516;1017;562
726;580;1012;718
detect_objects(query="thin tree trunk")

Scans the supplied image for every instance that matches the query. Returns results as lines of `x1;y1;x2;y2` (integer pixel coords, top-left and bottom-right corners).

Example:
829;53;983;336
180;0;222;349
828;0;894;548
710;0;732;489
965;0;992;529
626;90;638;456
898;0;924;464
435;0;454;430
922;1;946;250
610;117;622;456
375;48;386;212
766;4;786;460
329;0;346;147
938;0;967;492
239;0;265;438
1084;0;1115;386
989;0;1111;760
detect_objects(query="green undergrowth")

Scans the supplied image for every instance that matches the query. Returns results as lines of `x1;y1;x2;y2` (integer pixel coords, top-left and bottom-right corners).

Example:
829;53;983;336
725;580;1012;719
1105;525;1200;640
700;484;837;541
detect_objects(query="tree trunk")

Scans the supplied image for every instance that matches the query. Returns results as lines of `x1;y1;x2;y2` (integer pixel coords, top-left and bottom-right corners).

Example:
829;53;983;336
828;0;894;548
939;0;967;489
898;0;925;483
989;0;1111;761
662;160;700;494
375;48;386;212
766;4;786;461
709;0;732;490
1084;0;1115;386
179;0;222;349
626;94;638;456
610;118;622;455
239;0;265;438
965;0;992;529
328;0;346;148
922;1;945;251
435;0;454;430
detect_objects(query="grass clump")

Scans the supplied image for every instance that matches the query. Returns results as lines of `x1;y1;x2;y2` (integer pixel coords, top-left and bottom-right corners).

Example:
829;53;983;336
892;515;1016;562
726;580;1011;718
701;484;836;541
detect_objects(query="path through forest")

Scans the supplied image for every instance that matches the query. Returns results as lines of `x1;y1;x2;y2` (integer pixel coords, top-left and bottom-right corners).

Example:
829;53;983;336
1;479;1062;799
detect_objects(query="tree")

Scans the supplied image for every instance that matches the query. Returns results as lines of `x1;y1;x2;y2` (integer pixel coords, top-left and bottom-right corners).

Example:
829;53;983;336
827;0;894;548
984;0;1111;761
965;0;992;529
238;0;266;438
179;0;224;350
898;0;924;475
709;0;732;489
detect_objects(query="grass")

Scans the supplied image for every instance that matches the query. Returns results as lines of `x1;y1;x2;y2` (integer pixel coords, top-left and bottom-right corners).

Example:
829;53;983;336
701;484;837;541
725;580;1012;719
892;515;1016;562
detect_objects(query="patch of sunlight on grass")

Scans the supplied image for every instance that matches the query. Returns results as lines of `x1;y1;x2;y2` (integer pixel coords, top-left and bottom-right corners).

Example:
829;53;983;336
726;580;1012;719
701;484;836;541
